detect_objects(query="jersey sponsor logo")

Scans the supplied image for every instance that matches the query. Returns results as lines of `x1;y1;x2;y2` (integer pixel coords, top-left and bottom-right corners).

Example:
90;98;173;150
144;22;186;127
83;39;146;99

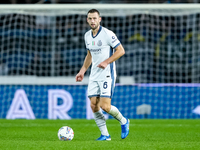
89;48;101;54
89;48;101;52
97;40;102;46
112;36;115;39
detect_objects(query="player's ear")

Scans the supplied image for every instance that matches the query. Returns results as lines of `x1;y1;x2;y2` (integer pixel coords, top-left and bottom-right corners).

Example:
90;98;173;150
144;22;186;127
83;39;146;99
99;17;102;22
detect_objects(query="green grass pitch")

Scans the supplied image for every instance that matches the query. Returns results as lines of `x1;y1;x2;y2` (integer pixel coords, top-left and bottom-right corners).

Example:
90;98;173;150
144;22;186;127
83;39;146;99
0;119;200;150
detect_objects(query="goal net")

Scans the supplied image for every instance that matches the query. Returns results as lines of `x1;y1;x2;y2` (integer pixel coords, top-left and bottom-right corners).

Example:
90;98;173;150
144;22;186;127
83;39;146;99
0;4;200;119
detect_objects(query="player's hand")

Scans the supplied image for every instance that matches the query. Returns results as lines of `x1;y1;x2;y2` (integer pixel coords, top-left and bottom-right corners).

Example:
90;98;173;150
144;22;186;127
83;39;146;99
75;73;84;82
97;61;108;69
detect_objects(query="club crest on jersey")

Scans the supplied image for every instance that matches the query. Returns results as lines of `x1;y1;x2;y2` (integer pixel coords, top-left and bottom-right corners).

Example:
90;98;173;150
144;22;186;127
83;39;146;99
97;40;102;46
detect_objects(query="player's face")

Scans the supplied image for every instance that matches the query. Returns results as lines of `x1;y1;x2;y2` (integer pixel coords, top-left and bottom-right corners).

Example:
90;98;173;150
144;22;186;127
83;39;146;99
87;12;101;30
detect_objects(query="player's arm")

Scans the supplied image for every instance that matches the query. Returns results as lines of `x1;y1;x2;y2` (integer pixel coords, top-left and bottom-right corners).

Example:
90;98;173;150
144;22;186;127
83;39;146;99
76;50;92;82
97;44;125;69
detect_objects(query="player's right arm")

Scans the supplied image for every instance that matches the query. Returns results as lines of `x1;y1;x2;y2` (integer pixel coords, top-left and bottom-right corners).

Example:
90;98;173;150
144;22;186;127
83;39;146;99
75;50;92;82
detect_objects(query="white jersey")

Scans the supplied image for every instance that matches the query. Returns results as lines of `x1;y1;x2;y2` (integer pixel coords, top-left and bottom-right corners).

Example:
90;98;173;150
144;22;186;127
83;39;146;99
84;26;121;81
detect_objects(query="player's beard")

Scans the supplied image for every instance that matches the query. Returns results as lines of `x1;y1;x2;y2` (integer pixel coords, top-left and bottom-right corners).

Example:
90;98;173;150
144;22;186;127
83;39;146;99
90;23;99;30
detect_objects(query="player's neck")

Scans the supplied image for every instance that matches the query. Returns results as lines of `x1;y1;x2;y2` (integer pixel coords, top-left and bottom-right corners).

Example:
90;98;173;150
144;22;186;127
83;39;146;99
92;25;100;37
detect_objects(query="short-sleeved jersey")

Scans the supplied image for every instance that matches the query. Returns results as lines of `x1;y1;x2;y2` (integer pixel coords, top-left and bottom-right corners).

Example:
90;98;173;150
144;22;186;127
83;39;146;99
84;26;121;81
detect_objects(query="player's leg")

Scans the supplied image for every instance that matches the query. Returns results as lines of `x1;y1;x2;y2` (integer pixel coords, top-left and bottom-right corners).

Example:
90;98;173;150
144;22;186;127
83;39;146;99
88;81;110;141
100;97;130;139
99;79;127;125
100;97;126;124
90;96;110;141
99;79;130;139
108;104;130;139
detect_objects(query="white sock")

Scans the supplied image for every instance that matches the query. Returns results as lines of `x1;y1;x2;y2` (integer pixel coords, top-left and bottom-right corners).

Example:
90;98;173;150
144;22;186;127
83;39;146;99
93;109;109;136
108;105;127;125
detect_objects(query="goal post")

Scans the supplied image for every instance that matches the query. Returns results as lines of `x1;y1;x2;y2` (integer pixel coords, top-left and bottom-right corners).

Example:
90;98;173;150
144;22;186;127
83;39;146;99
0;4;200;119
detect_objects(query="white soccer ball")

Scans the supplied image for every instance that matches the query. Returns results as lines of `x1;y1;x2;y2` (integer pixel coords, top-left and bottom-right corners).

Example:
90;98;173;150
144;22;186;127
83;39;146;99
58;126;74;141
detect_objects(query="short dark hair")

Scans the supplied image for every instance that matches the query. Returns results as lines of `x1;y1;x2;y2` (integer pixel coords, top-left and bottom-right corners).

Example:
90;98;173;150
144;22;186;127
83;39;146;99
87;9;100;16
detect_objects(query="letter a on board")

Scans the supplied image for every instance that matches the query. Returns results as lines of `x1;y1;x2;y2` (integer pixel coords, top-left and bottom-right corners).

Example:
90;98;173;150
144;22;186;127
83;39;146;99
6;89;35;119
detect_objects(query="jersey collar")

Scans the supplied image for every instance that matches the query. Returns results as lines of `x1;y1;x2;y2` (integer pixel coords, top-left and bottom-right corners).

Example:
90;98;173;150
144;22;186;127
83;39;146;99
91;26;102;38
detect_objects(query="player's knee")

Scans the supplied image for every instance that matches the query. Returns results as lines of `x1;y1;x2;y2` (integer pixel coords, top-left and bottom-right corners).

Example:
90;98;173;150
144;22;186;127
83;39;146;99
90;103;99;112
100;104;110;113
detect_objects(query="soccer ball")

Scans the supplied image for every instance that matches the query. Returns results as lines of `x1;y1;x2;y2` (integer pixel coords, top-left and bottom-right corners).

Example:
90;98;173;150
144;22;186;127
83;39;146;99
58;126;74;141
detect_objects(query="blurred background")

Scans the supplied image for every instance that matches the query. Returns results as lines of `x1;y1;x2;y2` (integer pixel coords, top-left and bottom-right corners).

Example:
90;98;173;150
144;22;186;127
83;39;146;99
0;2;200;119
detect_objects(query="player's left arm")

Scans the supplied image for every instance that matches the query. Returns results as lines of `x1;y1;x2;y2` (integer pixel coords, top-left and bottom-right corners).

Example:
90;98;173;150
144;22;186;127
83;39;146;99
97;44;125;69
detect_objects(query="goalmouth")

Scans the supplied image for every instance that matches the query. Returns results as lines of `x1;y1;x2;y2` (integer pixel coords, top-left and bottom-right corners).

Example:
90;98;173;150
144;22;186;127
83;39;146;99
0;4;200;119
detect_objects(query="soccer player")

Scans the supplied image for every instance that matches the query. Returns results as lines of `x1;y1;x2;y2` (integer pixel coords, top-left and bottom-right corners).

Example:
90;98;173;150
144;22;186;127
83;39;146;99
75;9;129;141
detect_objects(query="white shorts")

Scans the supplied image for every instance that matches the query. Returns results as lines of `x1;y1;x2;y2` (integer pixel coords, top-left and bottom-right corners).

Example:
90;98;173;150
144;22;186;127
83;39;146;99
87;78;115;98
